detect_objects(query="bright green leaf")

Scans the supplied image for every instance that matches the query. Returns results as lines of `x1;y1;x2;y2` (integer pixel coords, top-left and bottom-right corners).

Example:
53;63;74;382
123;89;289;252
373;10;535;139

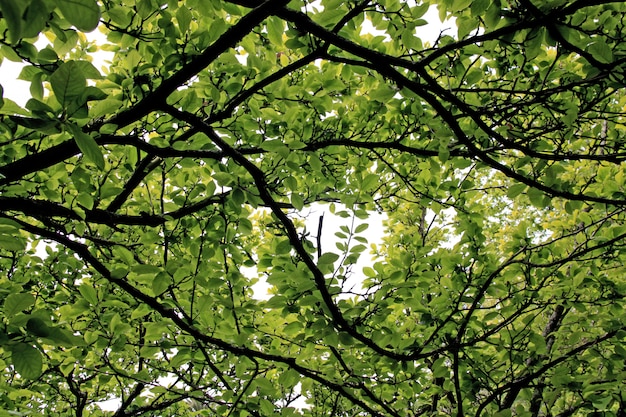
50;61;87;105
66;123;105;170
4;293;35;316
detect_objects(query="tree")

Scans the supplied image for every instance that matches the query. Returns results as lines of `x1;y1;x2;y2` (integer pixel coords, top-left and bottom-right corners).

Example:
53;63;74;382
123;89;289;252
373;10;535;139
0;0;625;415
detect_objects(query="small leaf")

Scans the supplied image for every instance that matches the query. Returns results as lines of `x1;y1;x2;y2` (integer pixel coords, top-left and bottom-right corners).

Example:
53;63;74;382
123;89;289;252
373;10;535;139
78;283;98;305
527;187;548;208
363;266;376;277
471;0;490;15
275;239;292;255
66;123;105;170
152;271;170;296
56;0;101;32
507;183;527;199
432;357;448;378
260;139;288;152
90;99;123;118
231;188;245;205
259;399;275;415
291;193;304;211
370;85;396;102
361;173;380;191
11;343;43;380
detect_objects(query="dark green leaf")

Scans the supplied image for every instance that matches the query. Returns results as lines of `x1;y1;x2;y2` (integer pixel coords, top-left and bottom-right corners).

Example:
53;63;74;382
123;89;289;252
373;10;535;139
11;343;43;379
26;317;51;337
0;0;25;44
56;0;101;32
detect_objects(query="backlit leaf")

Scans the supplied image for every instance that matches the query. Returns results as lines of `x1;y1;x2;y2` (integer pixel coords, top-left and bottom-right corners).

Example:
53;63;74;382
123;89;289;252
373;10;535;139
66;123;105;170
50;61;87;105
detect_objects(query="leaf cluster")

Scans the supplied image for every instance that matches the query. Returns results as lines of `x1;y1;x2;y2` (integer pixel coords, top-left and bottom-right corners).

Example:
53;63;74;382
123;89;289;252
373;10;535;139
1;0;626;416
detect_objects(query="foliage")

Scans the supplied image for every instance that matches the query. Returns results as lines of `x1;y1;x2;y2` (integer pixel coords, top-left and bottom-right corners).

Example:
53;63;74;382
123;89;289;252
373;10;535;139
1;0;626;416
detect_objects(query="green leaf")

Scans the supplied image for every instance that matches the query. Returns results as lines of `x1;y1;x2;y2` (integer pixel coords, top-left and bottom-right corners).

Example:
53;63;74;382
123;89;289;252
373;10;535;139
26;317;52;337
363;266;376;277
450;0;473;12
175;6;192;34
275;239;292;255
259;399;275;415
588;40;613;64
74;60;103;79
9;116;58;132
361;173;380;191
260;139;288;153
432;357;448;378
471;0;490;15
370;85;396;102
507;183;527;199
45;327;84;347
0;235;26;251
291;193;304;210
50;61;87;106
11;343;43;380
90;98;123;118
56;0;101;32
527;187;548;208
152;271;170;296
0;0;25;44
23;0;52;38
318;252;339;265
231;188;245;205
4;293;35;316
66;123;105;170
78;283;98;305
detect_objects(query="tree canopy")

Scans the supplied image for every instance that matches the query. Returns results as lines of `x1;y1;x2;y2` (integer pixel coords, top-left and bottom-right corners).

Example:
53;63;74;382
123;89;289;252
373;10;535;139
1;0;626;415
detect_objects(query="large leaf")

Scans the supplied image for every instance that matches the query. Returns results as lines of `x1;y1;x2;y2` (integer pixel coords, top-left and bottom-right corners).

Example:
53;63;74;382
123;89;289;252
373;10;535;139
0;235;26;251
3;293;35;316
10;343;43;380
26;317;52;337
55;0;100;32
0;0;25;44
49;61;87;106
